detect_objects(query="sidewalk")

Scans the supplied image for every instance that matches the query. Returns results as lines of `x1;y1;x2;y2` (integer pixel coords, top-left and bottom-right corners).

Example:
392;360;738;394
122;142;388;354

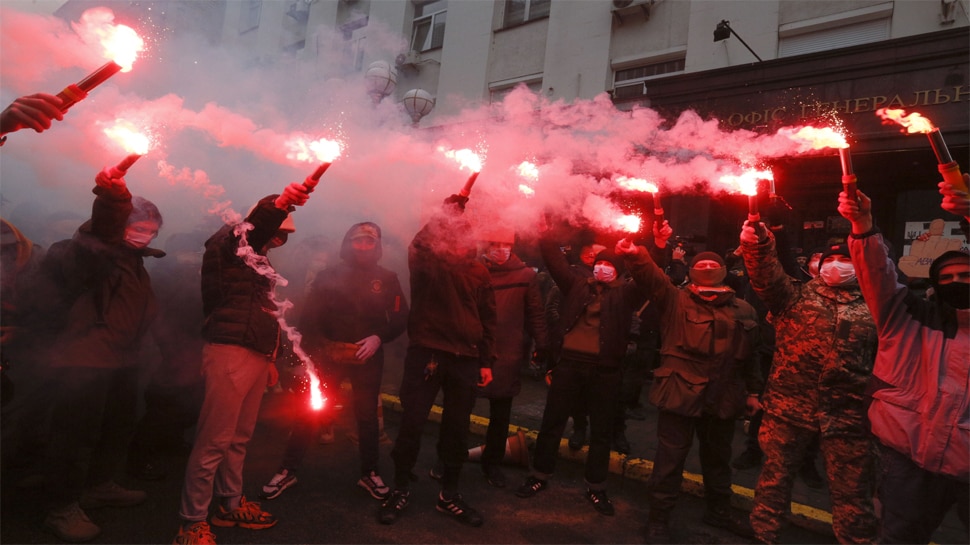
378;339;967;544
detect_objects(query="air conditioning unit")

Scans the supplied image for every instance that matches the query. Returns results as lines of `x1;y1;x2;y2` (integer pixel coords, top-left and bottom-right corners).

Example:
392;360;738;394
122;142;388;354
611;0;652;25
395;50;421;69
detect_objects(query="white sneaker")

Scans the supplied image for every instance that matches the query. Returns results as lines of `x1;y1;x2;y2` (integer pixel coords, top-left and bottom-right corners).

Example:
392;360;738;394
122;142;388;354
357;471;390;500
44;502;101;542
258;469;297;500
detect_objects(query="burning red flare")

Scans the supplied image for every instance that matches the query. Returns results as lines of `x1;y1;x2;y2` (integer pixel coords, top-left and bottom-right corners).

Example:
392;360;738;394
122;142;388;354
720;169;772;221
777;126;848;151
876;108;966;192
102;120;151;176
56;10;145;113
440;147;484;197
516;161;538;198
876;108;935;134
286;136;344;189
617;214;642;233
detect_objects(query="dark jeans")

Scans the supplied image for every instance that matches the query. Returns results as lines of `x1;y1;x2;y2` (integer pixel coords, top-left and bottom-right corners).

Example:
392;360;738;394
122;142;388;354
532;359;621;487
647;410;735;521
45;366;139;507
281;357;384;476
481;396;513;467
391;346;479;496
877;443;970;544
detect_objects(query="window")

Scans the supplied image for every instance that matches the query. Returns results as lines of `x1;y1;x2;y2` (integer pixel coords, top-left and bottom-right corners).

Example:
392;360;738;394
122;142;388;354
239;0;262;34
778;18;889;57
613;58;684;98
411;1;447;52
504;0;551;27
489;80;542;104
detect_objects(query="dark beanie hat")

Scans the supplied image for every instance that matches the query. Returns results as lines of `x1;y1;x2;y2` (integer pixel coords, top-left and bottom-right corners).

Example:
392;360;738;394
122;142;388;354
929;250;970;287
819;243;850;265
129;196;163;227
593;248;625;274
690;251;725;269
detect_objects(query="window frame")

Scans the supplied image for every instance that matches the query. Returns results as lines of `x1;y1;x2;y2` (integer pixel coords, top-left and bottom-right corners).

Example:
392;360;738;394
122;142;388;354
503;0;551;28
411;1;448;52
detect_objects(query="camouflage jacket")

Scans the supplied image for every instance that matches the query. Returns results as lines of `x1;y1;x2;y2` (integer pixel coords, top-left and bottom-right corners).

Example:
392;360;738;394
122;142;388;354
741;233;877;435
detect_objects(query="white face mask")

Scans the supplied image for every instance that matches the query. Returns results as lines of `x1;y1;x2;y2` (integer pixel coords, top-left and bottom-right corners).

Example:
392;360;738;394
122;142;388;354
487;246;511;264
820;260;856;287
124;230;155;249
593;263;617;283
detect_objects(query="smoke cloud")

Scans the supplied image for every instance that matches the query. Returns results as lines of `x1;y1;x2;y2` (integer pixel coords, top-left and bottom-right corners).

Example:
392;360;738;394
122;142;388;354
1;5;841;284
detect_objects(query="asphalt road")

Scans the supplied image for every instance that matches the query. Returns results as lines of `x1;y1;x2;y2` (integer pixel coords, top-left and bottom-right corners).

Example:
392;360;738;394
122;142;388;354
2;389;839;545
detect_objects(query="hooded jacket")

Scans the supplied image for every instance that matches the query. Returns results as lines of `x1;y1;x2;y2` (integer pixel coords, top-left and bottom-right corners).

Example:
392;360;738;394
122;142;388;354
200;195;289;356
741;232;876;435
479;252;549;398
850;232;969;482
30;183;163;369
407;210;496;366
299;222;408;364
627;244;762;419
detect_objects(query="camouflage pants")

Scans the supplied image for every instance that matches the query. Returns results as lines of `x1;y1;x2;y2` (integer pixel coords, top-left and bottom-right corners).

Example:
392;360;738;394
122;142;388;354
751;415;877;544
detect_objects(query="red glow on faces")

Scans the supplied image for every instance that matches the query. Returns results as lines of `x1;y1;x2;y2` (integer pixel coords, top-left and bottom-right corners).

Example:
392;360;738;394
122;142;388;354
440;147;484;173
103;119;151;155
777;126;848;150
876;108;936;134
286;136;343;164
616;176;659;193
719;168;772;197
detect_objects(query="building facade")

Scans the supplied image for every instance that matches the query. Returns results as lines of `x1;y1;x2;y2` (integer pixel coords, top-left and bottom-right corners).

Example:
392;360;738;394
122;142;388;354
55;0;970;254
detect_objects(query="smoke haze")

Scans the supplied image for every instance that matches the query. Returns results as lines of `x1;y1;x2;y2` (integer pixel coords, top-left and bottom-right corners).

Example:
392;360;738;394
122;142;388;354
1;4;839;285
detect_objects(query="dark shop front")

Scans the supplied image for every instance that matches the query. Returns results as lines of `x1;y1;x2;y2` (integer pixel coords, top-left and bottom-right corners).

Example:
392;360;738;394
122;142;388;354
615;26;969;256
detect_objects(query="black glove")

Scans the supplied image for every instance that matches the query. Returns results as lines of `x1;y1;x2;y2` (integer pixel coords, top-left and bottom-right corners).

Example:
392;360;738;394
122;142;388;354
443;194;469;213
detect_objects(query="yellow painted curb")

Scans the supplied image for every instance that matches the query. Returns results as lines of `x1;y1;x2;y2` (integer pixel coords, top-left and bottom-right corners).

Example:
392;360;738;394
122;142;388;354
380;393;834;536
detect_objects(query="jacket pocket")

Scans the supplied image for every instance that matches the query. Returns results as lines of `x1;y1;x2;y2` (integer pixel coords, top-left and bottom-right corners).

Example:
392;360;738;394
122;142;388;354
680;308;714;357
647;367;709;417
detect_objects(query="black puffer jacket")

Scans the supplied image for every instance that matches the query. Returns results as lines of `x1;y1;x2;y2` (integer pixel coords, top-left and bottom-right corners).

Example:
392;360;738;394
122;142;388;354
200;195;289;356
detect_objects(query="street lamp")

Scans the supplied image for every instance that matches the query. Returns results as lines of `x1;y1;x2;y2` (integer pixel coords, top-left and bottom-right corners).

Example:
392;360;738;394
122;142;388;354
402;88;435;125
364;61;396;104
713;20;763;62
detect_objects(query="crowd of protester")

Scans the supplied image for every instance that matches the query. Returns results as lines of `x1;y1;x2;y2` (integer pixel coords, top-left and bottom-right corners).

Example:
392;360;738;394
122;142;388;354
1;94;968;545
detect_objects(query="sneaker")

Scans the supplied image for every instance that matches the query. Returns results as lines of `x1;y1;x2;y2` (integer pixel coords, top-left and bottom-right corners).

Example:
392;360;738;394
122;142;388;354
799;460;825;489
79;480;147;509
568;427;587;450
428;459;444;481
43;502;101;542
173;521;216;545
358;471;390;500
585;488;615;516
644;521;671;544
210;497;277;529
259;469;297;500
378;489;409;525
703;508;755;539
319;424;335;445
732;448;763;470
515;475;548;498
482;465;506;488
436;493;484;527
